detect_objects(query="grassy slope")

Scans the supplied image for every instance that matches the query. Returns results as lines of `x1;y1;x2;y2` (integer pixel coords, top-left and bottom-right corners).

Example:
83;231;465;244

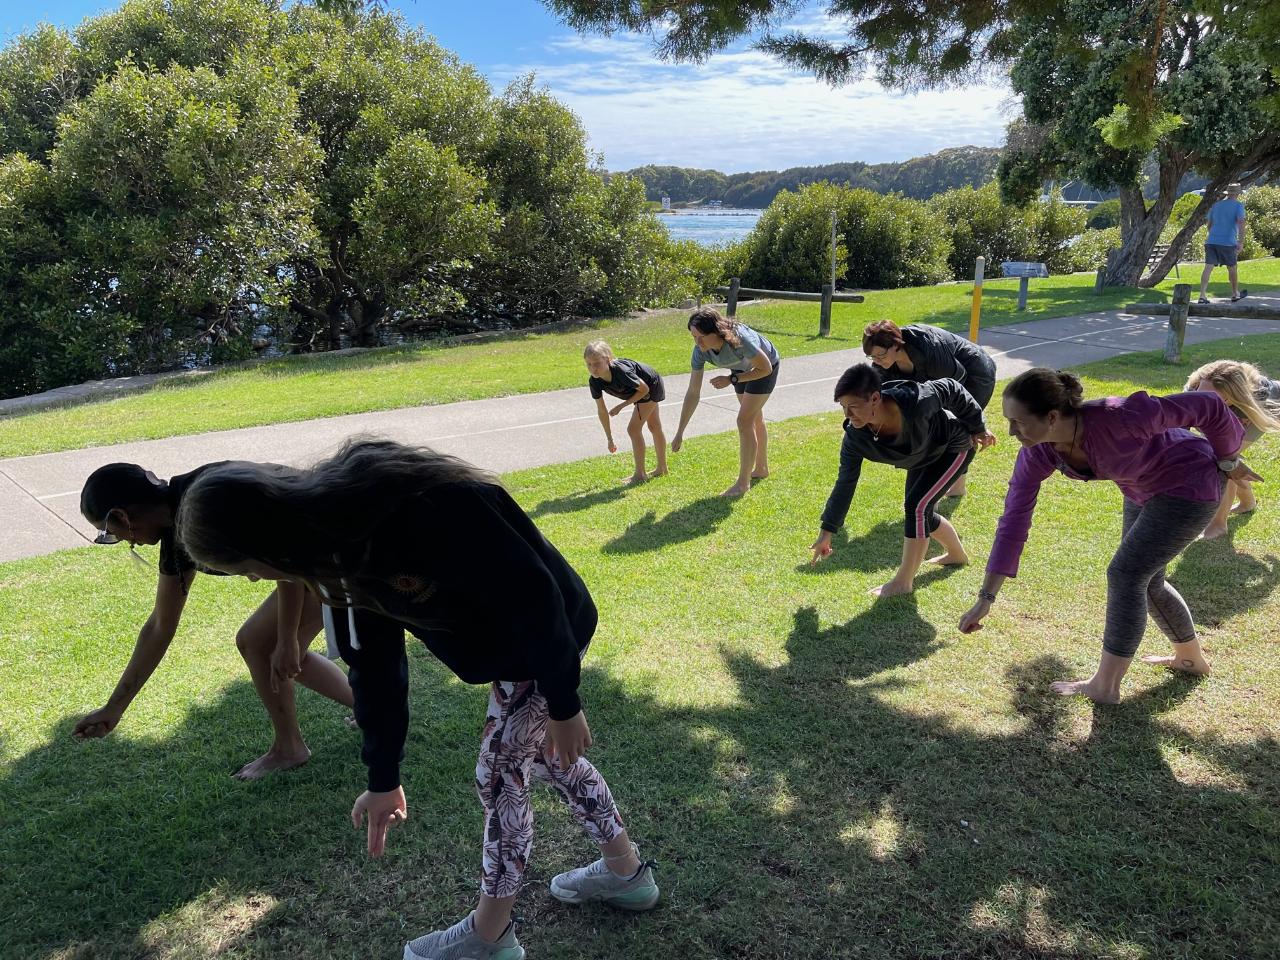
2;335;1278;959
3;259;1277;460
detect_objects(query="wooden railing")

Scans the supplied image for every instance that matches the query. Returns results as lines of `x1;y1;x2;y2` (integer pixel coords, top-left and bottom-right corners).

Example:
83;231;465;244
713;278;864;336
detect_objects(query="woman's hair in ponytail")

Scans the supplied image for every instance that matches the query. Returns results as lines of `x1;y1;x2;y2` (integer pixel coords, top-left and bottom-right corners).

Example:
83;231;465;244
1003;368;1085;417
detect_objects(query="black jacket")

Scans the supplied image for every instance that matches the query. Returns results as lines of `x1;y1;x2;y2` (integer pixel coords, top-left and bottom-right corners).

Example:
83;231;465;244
335;481;597;792
820;379;986;533
885;324;997;392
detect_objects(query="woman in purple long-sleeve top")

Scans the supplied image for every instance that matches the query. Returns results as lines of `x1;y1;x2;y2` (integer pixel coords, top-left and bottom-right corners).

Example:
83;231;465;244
958;368;1259;704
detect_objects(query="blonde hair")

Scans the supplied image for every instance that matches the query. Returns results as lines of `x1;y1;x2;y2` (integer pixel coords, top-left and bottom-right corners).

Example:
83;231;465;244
583;340;614;361
1185;360;1280;433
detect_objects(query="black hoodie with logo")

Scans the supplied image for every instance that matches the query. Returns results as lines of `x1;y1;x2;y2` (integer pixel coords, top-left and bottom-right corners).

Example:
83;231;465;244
820;379;986;533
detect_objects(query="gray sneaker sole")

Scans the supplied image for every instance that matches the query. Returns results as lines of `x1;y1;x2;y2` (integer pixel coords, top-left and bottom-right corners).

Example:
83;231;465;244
549;879;660;911
403;943;525;960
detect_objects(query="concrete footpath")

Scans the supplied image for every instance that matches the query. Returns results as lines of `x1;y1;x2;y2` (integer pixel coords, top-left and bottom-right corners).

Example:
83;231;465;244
4;304;1280;564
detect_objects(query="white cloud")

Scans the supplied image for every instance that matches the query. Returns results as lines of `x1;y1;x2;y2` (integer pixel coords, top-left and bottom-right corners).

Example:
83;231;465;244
488;28;1019;173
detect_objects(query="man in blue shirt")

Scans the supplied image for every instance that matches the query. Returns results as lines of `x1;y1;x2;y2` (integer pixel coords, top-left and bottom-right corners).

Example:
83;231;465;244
1198;183;1248;304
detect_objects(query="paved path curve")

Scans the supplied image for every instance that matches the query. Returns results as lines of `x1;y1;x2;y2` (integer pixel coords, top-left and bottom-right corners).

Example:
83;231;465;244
4;305;1279;563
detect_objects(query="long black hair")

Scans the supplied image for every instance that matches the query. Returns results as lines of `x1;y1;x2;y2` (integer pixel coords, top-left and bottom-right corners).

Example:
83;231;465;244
174;437;495;603
80;463;167;525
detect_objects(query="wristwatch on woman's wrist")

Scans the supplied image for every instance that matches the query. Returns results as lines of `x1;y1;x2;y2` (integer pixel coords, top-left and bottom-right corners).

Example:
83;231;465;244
729;372;740;384
1217;458;1239;473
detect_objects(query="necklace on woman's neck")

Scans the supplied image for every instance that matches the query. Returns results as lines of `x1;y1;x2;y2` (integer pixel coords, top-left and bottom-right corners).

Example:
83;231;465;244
1065;416;1080;461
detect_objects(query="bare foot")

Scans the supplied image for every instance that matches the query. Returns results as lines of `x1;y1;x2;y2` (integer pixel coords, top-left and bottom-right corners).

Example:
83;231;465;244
1140;654;1211;676
626;472;649;486
1230;501;1256;515
651;466;668;478
1048;679;1120;704
870;580;913;598
233;746;311;780
927;551;969;566
751;469;769;480
721;483;750;497
344;715;359;729
1200;523;1228;540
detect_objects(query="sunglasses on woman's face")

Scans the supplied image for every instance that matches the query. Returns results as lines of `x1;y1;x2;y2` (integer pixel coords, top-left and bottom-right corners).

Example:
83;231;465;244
93;512;151;566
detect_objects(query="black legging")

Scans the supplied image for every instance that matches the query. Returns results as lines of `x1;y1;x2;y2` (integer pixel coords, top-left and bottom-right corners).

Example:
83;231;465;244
1103;493;1220;657
903;448;975;539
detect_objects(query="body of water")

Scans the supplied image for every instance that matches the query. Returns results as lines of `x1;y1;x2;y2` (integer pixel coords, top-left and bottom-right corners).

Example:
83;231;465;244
659;209;763;246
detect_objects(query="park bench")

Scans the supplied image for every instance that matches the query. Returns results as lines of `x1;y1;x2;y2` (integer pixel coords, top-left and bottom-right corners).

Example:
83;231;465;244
1145;243;1181;278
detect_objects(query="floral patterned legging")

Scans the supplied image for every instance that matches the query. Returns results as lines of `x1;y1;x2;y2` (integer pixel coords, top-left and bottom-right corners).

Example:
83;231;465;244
476;679;625;898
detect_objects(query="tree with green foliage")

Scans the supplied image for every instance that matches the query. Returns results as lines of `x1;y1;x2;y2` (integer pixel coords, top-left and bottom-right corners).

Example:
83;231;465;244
0;55;320;396
545;0;1280;287
929;182;1087;280
0;0;695;397
998;4;1280;286
273;4;498;346
1086;199;1122;230
1246;185;1280;256
735;181;951;291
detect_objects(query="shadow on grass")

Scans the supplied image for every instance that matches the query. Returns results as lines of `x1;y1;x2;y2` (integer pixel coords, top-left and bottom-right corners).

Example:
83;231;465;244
529;485;629;519
601;495;733;555
1174;535;1280;627
688;605;1280;958
796;521;903;576
0;659;486;959
798;498;966;579
6;608;1279;960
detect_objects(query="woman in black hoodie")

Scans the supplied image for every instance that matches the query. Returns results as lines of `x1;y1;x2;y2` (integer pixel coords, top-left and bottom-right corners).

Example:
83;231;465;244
863;320;998;496
810;364;996;597
174;439;657;960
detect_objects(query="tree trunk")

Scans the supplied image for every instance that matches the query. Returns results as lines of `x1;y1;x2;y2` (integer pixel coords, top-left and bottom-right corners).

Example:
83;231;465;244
326;300;345;351
1105;187;1162;287
1104;156;1189;288
349;293;387;347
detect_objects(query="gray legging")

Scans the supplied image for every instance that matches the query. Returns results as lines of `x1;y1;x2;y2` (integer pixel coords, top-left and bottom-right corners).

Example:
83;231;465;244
1103;492;1221;658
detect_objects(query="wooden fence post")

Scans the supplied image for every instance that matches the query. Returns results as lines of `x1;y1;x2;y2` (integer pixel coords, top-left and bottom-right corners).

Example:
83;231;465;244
726;277;740;318
819;283;833;337
1163;283;1191;363
968;256;985;342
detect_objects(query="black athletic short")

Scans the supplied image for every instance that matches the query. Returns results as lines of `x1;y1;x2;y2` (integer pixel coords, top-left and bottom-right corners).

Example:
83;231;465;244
733;361;780;396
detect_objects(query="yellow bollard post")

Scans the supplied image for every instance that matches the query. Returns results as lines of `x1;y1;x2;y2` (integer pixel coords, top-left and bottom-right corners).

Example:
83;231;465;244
968;256;985;342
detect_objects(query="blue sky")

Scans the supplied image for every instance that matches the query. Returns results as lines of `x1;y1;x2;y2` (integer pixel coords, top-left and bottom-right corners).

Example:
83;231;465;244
2;1;1016;173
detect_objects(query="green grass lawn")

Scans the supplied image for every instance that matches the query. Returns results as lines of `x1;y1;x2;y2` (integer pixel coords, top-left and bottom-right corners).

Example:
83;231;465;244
3;258;1278;460
3;337;1279;959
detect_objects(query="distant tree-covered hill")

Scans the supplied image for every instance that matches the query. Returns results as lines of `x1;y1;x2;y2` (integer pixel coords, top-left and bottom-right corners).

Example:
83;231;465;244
620;146;1003;207
618;146;1213;209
